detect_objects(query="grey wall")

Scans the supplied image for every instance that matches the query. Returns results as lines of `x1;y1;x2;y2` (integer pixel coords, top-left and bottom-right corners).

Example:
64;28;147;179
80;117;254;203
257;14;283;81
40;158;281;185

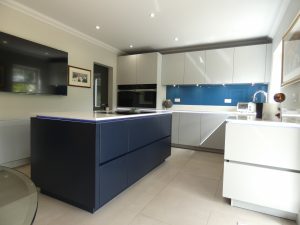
0;4;118;120
271;0;300;110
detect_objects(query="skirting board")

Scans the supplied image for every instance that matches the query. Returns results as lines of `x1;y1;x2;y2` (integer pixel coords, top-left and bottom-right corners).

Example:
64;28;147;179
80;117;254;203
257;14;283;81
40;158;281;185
231;199;297;221
1;158;30;168
172;144;224;154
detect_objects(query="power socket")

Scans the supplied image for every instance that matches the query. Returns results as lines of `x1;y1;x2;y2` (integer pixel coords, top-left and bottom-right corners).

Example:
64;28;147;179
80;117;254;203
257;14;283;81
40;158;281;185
224;99;232;103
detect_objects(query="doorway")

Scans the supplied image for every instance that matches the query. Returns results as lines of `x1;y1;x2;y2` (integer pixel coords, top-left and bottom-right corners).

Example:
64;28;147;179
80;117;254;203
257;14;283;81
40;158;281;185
93;64;109;111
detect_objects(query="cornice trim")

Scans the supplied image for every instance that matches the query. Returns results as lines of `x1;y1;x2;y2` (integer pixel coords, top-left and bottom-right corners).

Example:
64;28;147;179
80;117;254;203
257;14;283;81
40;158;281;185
0;0;121;54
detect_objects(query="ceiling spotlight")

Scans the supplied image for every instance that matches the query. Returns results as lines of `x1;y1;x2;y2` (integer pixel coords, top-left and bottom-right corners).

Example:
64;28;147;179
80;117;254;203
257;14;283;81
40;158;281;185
129;44;133;48
96;25;100;30
150;12;155;18
174;37;179;41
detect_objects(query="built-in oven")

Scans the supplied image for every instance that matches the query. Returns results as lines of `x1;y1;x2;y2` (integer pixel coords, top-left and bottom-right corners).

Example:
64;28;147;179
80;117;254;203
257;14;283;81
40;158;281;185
117;84;157;108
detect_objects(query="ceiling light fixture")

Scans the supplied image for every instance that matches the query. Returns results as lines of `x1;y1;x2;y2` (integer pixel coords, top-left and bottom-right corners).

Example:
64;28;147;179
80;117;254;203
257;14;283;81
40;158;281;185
150;12;155;18
129;44;133;48
174;37;179;41
96;25;100;30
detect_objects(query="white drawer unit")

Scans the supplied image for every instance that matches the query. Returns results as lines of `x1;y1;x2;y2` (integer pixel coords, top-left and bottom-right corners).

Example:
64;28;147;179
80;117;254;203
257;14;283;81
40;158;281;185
223;162;300;215
225;123;300;171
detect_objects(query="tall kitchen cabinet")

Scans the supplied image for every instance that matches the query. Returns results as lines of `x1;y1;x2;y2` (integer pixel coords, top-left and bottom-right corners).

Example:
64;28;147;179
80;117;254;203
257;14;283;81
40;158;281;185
205;48;234;84
117;52;161;85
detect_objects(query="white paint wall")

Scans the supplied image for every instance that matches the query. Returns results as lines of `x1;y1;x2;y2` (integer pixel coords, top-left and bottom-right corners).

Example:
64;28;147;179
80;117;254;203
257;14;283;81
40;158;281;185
0;4;118;119
270;0;300;110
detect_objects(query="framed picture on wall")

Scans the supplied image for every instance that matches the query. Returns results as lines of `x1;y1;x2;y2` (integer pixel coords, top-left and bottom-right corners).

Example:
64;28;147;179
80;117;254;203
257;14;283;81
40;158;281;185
282;13;300;86
68;66;91;88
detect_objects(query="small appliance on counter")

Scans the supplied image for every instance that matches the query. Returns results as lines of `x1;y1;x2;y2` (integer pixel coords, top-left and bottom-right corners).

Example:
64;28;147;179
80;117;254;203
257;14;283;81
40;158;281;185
237;102;256;113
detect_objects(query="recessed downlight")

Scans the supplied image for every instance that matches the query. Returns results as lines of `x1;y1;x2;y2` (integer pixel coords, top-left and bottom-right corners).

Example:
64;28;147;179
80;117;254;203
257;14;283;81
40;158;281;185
129;44;133;48
150;12;155;18
96;25;100;30
174;37;179;42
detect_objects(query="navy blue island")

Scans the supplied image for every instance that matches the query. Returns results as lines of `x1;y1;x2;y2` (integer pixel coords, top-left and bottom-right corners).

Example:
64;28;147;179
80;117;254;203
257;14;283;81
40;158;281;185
31;111;172;213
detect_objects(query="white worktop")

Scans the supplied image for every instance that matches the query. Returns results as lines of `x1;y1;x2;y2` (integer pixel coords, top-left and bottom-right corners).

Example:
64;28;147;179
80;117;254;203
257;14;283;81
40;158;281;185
226;115;300;128
35;110;172;122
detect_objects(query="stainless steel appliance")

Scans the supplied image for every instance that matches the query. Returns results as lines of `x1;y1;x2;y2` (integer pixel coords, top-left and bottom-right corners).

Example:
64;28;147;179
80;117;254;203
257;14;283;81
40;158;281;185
237;102;256;113
117;84;157;108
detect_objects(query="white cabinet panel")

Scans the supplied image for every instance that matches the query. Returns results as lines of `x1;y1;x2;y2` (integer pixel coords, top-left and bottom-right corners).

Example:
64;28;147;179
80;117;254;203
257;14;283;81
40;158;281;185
171;112;180;144
233;44;266;83
206;48;234;84
225;123;300;171
162;53;185;85
0;120;30;165
223;162;300;214
184;51;206;84
117;55;137;85
136;53;158;84
200;114;227;150
178;113;201;146
265;43;272;83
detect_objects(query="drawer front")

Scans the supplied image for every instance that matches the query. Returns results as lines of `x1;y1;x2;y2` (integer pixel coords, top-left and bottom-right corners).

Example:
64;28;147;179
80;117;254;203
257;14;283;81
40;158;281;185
99;156;127;207
129;116;162;151
225;123;300;170
223;162;300;213
100;121;129;164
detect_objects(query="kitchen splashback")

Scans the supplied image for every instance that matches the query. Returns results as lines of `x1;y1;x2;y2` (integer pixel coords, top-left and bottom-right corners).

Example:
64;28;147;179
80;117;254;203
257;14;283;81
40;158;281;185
166;84;268;106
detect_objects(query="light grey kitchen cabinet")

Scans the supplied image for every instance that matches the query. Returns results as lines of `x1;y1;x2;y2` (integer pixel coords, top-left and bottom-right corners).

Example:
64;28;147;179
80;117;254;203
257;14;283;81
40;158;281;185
171;112;180;144
184;51;206;84
136;53;159;84
200;114;228;150
233;44;267;84
265;43;272;83
178;113;201;146
117;55;137;85
162;53;185;85
205;48;234;84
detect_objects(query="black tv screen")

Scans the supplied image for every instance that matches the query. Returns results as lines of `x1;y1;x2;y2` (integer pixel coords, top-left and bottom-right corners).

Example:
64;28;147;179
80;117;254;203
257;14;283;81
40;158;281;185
0;32;68;95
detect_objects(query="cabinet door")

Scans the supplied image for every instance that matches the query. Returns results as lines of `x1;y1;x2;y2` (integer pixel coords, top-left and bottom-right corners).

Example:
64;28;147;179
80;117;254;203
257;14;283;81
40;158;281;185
184;51;206;84
233;44;266;83
117;55;137;85
171;112;180;144
100;120;129;164
162;53;185;85
265;43;272;83
178;113;201;146
206;48;234;84
136;53;158;84
99;156;128;207
200;114;227;150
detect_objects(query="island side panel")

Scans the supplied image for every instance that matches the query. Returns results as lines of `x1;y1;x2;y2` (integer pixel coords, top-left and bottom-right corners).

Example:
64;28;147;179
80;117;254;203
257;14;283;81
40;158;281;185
31;118;98;212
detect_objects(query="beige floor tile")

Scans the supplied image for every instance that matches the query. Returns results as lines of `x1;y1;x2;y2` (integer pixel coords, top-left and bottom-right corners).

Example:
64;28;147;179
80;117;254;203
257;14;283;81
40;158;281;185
207;211;238;225
129;214;171;225
190;151;224;164
15;164;31;177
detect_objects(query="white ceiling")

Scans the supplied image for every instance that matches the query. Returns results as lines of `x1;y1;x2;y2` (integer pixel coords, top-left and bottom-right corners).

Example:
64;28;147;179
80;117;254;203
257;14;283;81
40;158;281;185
7;0;289;53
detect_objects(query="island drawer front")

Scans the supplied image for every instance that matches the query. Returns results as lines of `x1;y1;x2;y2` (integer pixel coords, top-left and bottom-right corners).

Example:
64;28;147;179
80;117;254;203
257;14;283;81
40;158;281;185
223;162;300;214
128;116;164;151
127;137;171;186
99;120;129;164
99;156;128;207
225;123;300;170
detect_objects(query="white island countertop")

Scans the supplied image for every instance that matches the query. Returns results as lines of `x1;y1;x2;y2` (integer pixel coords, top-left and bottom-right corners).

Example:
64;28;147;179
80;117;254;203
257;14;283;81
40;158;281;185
226;115;300;128
34;110;172;122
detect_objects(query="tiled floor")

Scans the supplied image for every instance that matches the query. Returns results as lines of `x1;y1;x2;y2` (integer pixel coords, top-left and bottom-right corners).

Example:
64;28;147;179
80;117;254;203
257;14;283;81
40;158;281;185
16;148;296;225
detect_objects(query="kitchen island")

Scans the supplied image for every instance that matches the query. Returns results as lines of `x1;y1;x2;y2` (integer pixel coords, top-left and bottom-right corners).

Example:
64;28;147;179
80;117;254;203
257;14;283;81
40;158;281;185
31;111;172;213
223;115;300;220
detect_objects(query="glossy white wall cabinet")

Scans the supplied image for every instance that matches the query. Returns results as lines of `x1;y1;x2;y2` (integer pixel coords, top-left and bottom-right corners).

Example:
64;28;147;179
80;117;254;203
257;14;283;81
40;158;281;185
118;53;161;85
162;53;185;85
233;44;267;83
117;55;137;85
178;113;201;146
184;51;206;84
136;53;159;84
206;48;234;84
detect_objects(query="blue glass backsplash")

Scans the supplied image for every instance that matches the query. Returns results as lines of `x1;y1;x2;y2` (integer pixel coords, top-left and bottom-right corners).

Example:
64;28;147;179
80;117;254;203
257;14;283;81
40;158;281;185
166;84;268;106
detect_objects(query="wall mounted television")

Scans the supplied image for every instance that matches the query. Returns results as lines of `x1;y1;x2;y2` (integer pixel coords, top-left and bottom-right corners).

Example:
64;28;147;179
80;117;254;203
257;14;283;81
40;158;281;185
0;31;68;95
